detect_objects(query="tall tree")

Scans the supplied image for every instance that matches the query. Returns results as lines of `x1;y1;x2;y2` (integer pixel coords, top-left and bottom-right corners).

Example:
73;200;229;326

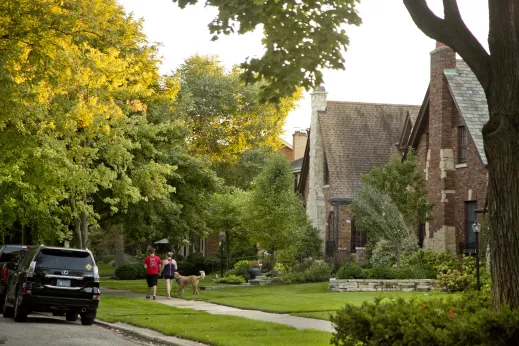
241;154;303;268
174;55;301;165
403;0;519;311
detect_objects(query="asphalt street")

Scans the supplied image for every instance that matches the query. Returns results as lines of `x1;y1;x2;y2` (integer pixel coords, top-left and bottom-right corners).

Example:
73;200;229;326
0;314;152;346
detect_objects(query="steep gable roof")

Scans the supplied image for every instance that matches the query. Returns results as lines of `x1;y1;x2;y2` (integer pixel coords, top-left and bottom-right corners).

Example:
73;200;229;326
444;61;489;165
319;101;420;198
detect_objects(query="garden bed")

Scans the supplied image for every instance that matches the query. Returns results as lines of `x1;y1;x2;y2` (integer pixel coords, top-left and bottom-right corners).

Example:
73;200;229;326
328;278;437;292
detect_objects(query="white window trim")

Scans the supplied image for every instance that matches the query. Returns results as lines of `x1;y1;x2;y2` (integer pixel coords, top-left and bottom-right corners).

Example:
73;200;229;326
455;163;468;169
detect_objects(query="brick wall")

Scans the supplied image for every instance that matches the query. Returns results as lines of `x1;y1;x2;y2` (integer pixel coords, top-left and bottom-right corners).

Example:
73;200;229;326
205;232;220;257
415;43;487;254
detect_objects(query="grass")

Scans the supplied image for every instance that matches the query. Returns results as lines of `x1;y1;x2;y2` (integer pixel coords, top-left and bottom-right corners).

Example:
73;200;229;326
101;279;448;320
97;296;332;346
97;262;115;278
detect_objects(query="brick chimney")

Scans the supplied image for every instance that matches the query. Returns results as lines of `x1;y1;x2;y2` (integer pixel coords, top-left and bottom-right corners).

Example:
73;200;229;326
292;130;308;160
424;41;457;254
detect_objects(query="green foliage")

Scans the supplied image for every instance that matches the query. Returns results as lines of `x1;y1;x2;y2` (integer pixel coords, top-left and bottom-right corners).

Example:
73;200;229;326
172;1;361;102
352;184;417;267
233;260;253;270
370;237;418;267
241;155;305;265
273;260;333;284
361;151;433;228
336;263;367;280
215;275;246;285
330;292;519;346
295;221;323;261
103;255;116;264
366;266;395;280
437;270;472;292
173;55;301;164
115;263;146;280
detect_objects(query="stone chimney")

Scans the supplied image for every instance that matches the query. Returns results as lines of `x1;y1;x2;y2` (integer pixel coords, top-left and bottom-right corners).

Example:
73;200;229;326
307;86;327;253
292;130;308;161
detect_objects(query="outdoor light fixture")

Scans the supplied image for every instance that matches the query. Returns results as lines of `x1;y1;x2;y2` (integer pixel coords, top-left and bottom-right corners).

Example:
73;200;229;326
472;221;481;291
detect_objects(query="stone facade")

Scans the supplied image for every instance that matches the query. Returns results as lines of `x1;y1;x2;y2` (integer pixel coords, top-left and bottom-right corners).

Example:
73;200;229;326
328;279;437;292
306;87;328;252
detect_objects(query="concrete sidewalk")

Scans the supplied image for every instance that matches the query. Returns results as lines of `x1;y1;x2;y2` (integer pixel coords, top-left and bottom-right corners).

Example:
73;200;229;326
103;288;334;333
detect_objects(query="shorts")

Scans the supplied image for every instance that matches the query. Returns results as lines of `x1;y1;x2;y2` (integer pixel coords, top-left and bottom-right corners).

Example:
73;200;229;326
163;273;175;280
146;274;159;287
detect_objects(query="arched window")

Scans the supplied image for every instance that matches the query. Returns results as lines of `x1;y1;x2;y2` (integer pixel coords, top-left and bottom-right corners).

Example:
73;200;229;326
325;211;336;257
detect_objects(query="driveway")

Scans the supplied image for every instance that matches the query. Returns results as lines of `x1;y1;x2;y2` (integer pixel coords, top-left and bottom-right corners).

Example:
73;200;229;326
0;314;152;346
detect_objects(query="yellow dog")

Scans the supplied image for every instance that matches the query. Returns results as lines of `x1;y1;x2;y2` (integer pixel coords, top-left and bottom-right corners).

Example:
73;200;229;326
174;271;205;296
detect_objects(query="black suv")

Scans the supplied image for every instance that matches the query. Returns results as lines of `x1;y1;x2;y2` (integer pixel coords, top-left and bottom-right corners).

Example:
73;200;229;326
2;246;100;325
0;245;31;309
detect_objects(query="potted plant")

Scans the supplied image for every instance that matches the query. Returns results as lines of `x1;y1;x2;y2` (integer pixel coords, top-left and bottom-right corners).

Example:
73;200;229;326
249;261;262;279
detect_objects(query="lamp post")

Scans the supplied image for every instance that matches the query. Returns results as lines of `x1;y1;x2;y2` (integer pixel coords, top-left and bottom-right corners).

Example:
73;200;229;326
219;232;225;279
472;220;481;291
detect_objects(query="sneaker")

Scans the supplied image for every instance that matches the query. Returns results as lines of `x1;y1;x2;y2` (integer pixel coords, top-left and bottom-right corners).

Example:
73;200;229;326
146;295;150;299
153;296;156;300
167;296;171;299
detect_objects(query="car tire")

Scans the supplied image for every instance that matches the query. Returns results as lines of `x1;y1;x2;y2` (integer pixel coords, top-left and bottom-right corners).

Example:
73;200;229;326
13;295;27;322
80;312;96;326
2;295;13;318
66;312;78;322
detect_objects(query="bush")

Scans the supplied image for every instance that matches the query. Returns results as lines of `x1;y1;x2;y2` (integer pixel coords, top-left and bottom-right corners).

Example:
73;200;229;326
215;275;246;284
103;255;116;264
303;260;333;282
115;263;146;280
233;260;253;270
226;266;251;281
437;269;472;292
176;261;197;276
367;265;395;279
109;260;115;268
336;263;367;279
330;292;519;346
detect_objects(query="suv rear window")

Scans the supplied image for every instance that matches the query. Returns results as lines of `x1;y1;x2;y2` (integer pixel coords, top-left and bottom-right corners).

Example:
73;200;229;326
35;249;94;271
0;246;29;262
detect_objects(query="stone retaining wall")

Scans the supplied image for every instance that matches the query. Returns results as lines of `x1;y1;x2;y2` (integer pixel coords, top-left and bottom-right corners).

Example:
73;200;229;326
328;278;437;292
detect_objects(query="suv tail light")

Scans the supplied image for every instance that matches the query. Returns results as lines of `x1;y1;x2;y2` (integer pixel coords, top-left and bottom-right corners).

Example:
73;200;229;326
93;265;100;283
26;261;36;278
1;267;7;281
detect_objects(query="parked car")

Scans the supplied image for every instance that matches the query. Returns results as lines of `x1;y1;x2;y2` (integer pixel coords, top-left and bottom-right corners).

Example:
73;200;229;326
0;245;31;309
2;246;100;325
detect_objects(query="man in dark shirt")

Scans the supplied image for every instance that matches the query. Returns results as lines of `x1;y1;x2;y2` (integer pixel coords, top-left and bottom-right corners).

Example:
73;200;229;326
143;248;162;300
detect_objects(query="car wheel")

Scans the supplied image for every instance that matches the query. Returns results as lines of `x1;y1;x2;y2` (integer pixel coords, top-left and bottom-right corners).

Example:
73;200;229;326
66;312;78;322
13;295;27;322
2;295;13;318
80;312;96;326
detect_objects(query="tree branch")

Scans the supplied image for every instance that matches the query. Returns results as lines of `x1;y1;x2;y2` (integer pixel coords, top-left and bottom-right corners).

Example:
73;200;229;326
403;0;491;91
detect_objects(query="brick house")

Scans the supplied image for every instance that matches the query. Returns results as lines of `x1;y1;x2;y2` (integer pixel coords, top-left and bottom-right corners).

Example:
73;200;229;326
401;42;489;255
298;88;420;259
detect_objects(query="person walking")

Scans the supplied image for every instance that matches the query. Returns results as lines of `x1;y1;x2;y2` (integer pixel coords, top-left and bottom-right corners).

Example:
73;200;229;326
160;252;178;299
143;248;162;300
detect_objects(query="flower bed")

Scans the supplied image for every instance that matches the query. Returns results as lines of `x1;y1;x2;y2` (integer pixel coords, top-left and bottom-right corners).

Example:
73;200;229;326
328;278;436;292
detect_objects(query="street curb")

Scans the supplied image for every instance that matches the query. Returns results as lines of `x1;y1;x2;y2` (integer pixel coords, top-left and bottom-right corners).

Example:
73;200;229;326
95;319;203;346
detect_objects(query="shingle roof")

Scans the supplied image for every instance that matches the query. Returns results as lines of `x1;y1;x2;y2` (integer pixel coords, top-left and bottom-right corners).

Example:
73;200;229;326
319;101;420;198
444;61;489;165
291;157;304;173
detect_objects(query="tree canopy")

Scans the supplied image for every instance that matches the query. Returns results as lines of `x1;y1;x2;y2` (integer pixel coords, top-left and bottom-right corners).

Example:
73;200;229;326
171;0;361;102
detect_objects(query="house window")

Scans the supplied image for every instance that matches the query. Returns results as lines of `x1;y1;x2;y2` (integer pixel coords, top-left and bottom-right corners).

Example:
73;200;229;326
466;201;478;251
200;238;206;256
352;219;367;249
325;211;336;257
458;127;468;163
324;155;330;185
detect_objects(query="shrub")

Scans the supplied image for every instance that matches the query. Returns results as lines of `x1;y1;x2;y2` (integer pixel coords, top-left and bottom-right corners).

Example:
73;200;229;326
115;263;146;280
226;266;251;281
303;260;333;282
109;260;115;268
278;272;306;284
437;269;472;292
176;261;197;276
336;263;367;279
291;258;314;273
330;292;519;346
103;255;116;264
367;265;395;279
233;260;253;270
215;275;246;284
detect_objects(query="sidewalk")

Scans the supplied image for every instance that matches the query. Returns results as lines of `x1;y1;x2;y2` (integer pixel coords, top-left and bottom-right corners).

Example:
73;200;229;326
103;288;334;333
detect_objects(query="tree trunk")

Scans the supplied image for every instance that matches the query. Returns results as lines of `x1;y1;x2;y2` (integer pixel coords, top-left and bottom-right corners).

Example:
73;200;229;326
114;229;124;270
70;195;83;249
225;227;230;270
80;194;89;249
483;107;519;311
21;224;27;245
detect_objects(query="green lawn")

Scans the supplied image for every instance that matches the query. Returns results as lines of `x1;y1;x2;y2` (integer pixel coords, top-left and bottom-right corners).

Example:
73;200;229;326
97;262;115;278
101;279;448;320
98;296;332;346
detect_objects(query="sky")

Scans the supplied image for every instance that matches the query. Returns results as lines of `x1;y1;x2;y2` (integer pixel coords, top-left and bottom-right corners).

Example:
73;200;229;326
116;0;489;141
